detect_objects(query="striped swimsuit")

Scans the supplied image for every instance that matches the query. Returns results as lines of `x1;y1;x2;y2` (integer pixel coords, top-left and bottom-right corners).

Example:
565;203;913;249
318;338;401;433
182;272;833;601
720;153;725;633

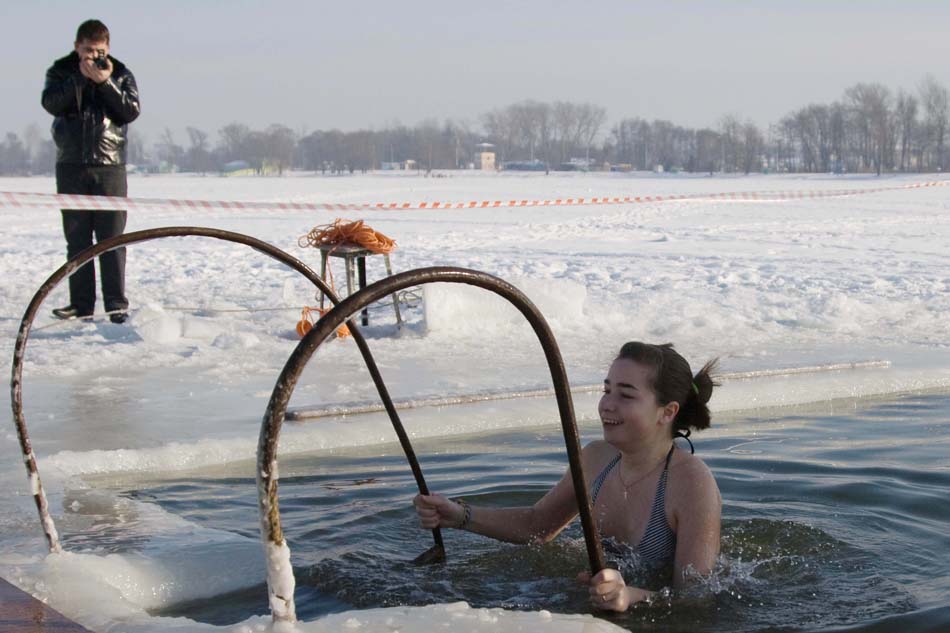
590;445;677;565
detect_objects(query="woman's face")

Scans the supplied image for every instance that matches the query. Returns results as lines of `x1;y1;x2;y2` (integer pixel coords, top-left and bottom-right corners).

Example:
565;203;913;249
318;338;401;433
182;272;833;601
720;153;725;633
598;358;672;448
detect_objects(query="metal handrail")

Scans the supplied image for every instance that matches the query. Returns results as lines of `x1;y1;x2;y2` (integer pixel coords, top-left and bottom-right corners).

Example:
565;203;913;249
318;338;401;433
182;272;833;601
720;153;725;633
258;266;605;623
10;227;442;558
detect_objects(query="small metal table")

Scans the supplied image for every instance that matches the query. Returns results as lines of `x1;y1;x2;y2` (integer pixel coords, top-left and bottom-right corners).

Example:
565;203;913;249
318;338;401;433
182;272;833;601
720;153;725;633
317;243;402;326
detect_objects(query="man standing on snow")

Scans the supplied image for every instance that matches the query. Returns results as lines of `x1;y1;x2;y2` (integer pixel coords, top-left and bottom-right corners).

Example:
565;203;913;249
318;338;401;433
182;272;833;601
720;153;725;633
42;19;140;323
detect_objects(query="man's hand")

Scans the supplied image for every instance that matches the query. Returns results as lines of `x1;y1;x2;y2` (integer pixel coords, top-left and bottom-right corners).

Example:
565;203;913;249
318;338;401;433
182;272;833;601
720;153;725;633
79;56;112;84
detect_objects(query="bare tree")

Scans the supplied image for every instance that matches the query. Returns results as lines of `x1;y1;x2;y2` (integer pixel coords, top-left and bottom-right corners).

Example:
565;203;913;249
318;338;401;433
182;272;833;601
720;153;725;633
719;115;743;172
156;128;184;171
0;132;29;174
217;122;251;164
509;101;541;161
22;123;43;172
695;128;721;174
481;108;516;163
609;118;640;167
263;124;296;174
126;129;147;167
895;91;918;171
741;121;764;174
919;74;948;171
139;74;950;177
552;101;584;164
844;83;892;175
578;103;607;165
185;127;213;173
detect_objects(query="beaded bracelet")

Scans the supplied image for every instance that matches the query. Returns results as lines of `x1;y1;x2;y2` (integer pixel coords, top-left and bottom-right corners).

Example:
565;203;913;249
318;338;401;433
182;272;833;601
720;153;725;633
450;497;472;530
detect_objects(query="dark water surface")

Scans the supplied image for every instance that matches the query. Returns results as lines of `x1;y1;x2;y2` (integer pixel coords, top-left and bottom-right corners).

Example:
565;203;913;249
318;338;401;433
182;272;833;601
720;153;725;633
116;391;949;632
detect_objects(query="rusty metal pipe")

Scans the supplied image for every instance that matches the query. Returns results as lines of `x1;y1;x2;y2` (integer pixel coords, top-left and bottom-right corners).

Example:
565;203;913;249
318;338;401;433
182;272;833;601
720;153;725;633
10;227;442;557
258;266;605;622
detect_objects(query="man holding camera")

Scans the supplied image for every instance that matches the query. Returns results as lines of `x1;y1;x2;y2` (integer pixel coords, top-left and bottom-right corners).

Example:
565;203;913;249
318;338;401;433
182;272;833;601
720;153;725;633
42;19;140;323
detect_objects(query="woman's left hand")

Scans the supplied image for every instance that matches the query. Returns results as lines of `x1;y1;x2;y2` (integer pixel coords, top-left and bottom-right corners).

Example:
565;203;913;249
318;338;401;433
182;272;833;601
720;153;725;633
577;568;651;612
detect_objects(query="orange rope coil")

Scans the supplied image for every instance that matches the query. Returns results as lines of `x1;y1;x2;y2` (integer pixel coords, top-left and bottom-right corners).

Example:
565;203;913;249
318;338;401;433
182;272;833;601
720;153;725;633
298;218;396;254
295;219;395;339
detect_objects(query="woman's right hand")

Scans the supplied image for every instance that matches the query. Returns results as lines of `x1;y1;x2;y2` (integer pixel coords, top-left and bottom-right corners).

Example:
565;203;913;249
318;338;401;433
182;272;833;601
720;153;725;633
413;493;465;529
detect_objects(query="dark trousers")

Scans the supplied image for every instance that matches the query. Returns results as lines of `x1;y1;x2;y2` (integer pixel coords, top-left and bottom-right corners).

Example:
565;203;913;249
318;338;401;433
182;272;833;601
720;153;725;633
56;164;129;315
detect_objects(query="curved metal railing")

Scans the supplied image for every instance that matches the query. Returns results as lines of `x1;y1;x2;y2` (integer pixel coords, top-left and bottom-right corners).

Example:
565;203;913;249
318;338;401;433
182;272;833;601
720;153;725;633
257;266;605;622
11;236;605;624
9;227;443;558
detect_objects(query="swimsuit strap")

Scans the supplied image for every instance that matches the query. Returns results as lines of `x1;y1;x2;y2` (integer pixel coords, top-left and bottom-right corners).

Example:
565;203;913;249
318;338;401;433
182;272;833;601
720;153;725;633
663;443;676;469
590;453;621;504
590;445;675;504
637;444;677;560
674;429;694;454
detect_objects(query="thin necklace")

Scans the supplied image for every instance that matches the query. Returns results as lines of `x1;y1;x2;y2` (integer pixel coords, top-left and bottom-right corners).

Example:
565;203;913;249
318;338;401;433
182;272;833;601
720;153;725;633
616;448;670;500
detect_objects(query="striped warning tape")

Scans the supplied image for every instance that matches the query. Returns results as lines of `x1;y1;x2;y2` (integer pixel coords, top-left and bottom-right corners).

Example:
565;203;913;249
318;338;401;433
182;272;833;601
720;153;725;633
1;180;946;213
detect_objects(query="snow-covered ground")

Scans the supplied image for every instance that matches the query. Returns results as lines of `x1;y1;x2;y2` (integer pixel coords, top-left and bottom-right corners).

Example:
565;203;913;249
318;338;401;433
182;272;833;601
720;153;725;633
1;171;949;632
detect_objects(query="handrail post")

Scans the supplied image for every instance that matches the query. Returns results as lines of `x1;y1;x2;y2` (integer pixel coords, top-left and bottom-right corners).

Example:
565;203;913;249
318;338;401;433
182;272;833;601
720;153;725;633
258;266;604;623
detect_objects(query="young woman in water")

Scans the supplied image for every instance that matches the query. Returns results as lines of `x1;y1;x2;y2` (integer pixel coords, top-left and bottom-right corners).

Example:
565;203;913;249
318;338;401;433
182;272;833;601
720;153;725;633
414;341;721;612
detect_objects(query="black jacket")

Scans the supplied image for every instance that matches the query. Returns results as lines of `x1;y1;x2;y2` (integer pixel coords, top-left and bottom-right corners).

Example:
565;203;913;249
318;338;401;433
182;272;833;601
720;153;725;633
41;51;141;166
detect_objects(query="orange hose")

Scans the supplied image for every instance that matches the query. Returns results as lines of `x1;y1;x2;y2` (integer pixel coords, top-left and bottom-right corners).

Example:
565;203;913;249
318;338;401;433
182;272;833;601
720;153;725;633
298;218;396;254
296;219;394;338
297;305;350;339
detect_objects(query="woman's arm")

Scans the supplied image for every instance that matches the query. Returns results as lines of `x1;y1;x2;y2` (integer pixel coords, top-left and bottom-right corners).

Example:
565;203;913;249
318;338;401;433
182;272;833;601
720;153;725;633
414;466;579;544
414;441;613;544
671;459;722;588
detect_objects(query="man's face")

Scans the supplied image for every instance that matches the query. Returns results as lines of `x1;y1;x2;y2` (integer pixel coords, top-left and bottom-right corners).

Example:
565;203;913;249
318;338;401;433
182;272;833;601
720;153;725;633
74;38;109;62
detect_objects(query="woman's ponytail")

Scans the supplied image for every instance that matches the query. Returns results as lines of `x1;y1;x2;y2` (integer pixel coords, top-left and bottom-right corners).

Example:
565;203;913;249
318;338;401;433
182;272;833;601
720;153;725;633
675;359;719;433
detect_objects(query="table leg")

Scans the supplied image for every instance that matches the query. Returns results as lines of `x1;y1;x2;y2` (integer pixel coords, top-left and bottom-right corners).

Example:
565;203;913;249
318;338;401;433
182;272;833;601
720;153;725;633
319;252;328;310
345;255;356;301
357;256;368;326
384;255;402;326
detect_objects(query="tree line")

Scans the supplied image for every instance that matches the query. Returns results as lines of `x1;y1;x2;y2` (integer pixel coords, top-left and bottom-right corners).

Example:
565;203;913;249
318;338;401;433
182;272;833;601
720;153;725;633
2;75;947;176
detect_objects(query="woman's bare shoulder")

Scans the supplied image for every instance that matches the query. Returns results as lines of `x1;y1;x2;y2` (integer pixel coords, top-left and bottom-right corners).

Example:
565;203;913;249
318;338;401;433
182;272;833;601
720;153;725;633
669;450;721;502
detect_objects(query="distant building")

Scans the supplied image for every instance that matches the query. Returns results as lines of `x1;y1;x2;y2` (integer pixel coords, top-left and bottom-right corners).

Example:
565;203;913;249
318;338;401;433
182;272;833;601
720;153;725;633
475;142;496;171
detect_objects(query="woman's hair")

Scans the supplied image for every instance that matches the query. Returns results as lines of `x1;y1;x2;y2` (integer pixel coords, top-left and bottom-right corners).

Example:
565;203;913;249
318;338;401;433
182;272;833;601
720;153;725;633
616;342;719;433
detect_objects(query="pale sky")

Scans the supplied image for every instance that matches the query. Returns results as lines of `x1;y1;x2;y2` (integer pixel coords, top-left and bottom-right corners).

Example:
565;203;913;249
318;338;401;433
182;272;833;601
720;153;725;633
7;1;950;144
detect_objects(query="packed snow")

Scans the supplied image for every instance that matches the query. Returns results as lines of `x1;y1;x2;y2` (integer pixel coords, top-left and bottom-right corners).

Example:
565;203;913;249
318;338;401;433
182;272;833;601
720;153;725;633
1;171;948;631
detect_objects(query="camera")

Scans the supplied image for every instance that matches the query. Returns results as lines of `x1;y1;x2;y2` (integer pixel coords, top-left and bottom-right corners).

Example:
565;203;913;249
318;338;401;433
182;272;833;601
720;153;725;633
93;52;108;70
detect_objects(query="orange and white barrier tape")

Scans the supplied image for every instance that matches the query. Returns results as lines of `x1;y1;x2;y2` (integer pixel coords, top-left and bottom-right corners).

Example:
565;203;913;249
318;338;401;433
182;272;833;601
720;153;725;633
1;180;946;213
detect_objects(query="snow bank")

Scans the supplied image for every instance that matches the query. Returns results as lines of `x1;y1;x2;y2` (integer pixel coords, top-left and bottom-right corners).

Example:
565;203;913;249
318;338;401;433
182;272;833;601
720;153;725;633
423;276;587;334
